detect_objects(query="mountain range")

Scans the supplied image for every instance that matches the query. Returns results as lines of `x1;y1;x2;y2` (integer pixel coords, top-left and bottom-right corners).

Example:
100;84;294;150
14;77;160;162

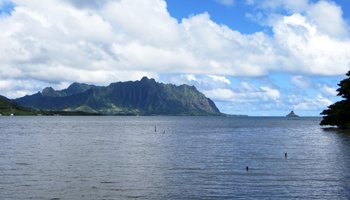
13;77;221;116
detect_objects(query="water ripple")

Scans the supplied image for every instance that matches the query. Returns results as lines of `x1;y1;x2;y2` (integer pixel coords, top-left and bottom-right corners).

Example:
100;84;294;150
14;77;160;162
0;116;349;199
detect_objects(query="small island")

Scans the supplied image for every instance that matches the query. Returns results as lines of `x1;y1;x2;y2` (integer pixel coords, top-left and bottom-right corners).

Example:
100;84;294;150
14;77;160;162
286;110;299;118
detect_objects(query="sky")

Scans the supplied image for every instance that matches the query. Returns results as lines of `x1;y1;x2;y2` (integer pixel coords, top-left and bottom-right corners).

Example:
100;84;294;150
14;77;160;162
0;0;349;116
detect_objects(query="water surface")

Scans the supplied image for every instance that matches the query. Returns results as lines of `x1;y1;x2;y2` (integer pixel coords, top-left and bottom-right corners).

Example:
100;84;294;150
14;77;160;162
0;116;350;199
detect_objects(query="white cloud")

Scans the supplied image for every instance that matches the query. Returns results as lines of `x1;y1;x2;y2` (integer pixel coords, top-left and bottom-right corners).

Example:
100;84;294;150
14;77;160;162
307;1;348;38
203;89;235;101
166;74;236;102
246;1;350;75
0;79;46;98
291;75;311;88
168;74;232;91
166;74;334;115
0;0;349;100
246;0;349;38
183;74;197;82
246;0;309;12
289;94;333;110
63;0;114;8
166;74;234;102
261;86;280;100
207;75;231;85
273;13;350;75
216;81;281;103
206;81;285;115
321;85;338;96
170;75;281;106
316;94;333;107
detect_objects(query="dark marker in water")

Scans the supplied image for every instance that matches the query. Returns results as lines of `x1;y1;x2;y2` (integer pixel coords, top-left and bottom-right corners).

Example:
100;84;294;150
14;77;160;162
285;153;287;158
155;125;157;132
246;166;249;171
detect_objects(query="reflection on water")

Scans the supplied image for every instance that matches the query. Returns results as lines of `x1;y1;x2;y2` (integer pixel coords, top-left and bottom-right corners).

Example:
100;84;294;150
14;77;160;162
0;116;350;199
320;127;350;200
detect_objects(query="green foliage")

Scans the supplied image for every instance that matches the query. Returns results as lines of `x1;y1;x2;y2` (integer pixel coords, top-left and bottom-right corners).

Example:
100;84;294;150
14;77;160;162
337;71;350;99
14;77;222;116
320;100;350;128
0;95;103;116
0;95;38;115
320;70;350;129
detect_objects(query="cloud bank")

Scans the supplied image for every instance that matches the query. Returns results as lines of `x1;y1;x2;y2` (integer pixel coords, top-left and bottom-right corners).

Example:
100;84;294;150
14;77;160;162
0;0;349;115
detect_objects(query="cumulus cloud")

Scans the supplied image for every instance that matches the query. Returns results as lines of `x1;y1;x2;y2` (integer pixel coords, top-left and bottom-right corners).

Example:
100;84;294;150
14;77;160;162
320;85;338;96
0;79;47;98
167;74;278;102
289;94;332;110
291;75;311;88
208;75;231;85
273;13;350;75
229;82;281;102
204;88;235;101
306;1;348;38
164;73;336;115
63;0;114;8
246;0;309;13
247;0;349;37
207;80;286;115
261;86;280;100
167;74;232;92
0;0;349;111
246;1;350;75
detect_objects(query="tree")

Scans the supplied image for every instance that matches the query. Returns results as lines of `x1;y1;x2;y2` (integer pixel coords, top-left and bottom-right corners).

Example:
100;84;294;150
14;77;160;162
320;70;350;129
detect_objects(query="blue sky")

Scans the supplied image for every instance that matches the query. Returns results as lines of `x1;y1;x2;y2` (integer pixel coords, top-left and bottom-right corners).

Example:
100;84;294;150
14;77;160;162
167;0;261;34
168;0;350;33
0;1;14;15
0;0;350;116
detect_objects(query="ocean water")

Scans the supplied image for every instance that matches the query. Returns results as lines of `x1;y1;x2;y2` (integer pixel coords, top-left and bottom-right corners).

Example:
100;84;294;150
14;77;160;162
0;116;350;199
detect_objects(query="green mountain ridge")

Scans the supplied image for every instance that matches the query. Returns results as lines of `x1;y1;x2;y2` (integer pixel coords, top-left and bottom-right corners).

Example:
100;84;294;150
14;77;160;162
41;82;95;97
14;77;221;116
0;95;38;115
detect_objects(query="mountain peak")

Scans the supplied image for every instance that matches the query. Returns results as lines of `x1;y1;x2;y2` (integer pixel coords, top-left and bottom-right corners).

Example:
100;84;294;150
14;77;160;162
67;82;86;90
140;76;156;83
42;86;54;93
66;82;94;94
140;76;149;81
42;87;57;97
68;82;81;88
39;82;94;97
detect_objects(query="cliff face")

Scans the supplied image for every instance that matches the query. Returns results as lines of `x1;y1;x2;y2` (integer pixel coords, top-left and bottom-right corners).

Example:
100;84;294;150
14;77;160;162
15;77;221;116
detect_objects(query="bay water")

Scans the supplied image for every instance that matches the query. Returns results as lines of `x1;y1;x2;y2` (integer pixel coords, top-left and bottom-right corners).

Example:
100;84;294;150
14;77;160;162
0;116;350;199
